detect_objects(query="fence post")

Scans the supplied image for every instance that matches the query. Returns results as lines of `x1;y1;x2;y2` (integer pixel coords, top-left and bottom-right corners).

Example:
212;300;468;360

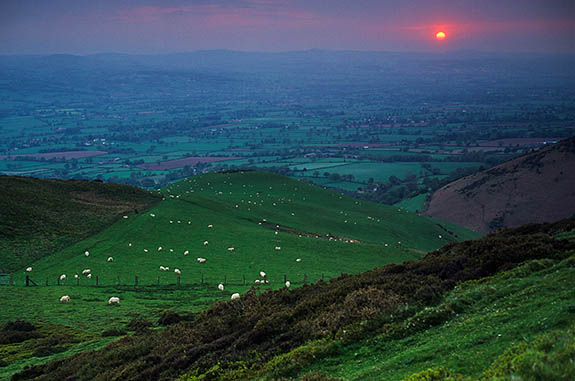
201;273;204;284
283;274;286;283
76;277;79;286
242;275;245;285
135;275;139;286
57;277;60;286
304;274;307;285
224;275;227;284
46;278;48;286
321;274;324;281
26;275;29;287
157;276;160;285
96;276;99;286
117;276;120;285
177;275;180;288
10;273;13;286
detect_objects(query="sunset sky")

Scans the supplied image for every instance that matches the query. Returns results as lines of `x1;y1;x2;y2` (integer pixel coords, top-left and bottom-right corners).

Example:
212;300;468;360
1;0;573;54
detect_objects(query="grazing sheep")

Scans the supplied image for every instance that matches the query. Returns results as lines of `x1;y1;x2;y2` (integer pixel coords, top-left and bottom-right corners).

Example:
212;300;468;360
218;283;224;291
160;266;166;271
129;243;132;247
144;249;149;253
438;235;443;239
259;271;266;278
74;274;79;279
254;279;261;284
174;268;181;275
84;250;90;257
169;249;174;252
87;274;92;279
203;241;209;246
107;257;114;262
296;258;302;262
60;295;70;303
231;293;240;300
82;269;91;275
59;274;66;281
184;250;189;256
108;297;120;305
208;224;213;228
197;257;206;263
285;281;291;288
158;247;163;252
25;267;32;272
123;216;128;219
275;246;281;251
170;220;173;224
227;247;235;252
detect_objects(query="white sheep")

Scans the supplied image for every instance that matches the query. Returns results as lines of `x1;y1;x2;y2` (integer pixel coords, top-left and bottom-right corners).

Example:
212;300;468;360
208;224;213;228
184;250;189;256
174;268;181;275
203;241;209;246
285;281;291;288
107;257;114;262
82;269;91;275
129;243;132;247
160;266;166;271
158;247;163;252
296;258;302;262
144;249;149;253
275;246;281;251
231;293;240;300
25;267;32;272
108;297;120;305
150;213;156;217
123;215;128;219
60;295;70;303
74;274;79;279
87;273;92;279
254;279;261;284
84;250;90;257
197;258;206;263
227;247;235;252
218;283;224;291
59;274;66;281
259;271;266;278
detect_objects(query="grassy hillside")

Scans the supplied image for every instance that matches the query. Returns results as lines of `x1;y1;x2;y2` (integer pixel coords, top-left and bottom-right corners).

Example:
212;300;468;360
13;171;478;287
0;171;479;378
11;218;574;380
0;176;161;273
424;137;575;233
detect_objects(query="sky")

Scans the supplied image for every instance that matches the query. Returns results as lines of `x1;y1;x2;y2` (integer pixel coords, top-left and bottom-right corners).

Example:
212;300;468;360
0;0;573;55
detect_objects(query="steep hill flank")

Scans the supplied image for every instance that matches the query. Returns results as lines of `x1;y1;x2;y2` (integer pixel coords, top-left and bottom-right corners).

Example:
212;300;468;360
0;176;160;272
424;137;575;233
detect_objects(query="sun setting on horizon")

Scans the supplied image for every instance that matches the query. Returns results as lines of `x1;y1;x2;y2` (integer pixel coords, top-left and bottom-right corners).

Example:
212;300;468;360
435;31;447;40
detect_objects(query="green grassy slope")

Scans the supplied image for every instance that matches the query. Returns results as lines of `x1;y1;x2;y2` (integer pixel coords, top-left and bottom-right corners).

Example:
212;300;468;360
14;171;478;287
0;171;479;378
12;218;574;380
0;176;160;273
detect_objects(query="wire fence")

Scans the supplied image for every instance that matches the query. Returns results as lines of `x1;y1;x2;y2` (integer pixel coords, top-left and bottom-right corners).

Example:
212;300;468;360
15;273;337;288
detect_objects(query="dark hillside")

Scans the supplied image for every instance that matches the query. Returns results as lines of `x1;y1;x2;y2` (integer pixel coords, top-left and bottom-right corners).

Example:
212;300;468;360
0;176;160;272
14;218;575;380
424;137;575;233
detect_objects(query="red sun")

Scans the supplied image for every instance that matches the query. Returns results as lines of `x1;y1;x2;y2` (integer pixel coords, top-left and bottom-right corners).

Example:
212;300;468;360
436;31;447;40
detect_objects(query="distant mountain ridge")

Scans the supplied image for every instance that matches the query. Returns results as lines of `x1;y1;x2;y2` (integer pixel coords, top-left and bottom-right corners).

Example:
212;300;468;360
424;137;575;233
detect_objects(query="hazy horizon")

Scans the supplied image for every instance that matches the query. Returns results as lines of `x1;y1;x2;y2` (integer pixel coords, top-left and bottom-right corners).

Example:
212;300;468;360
1;0;573;55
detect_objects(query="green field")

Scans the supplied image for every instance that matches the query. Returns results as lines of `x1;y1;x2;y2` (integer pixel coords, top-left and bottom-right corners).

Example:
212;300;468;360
0;171;479;377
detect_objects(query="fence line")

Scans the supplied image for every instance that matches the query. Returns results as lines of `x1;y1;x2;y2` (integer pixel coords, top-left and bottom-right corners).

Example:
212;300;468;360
17;273;336;288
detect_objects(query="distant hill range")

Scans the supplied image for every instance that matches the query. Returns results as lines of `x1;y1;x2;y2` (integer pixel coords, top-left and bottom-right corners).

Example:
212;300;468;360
424;137;575;233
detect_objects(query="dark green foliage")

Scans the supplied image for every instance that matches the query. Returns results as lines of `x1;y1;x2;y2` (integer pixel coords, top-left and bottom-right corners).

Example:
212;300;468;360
157;311;195;326
0;176;160;272
12;218;575;380
2;320;36;332
101;329;127;337
124;318;153;334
